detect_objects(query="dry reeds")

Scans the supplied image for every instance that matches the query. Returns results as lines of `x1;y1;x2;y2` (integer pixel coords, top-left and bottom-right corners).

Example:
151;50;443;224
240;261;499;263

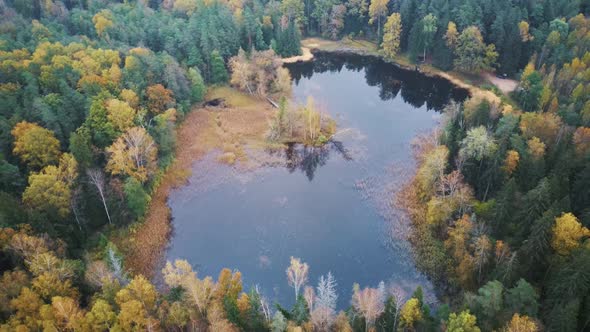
123;87;276;277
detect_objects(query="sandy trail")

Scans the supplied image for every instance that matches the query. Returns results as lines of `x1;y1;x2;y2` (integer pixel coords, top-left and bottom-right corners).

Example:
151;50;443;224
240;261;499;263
281;47;314;63
484;73;519;94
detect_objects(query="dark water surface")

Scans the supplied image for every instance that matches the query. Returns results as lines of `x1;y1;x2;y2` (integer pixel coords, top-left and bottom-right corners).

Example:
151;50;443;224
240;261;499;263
166;52;468;308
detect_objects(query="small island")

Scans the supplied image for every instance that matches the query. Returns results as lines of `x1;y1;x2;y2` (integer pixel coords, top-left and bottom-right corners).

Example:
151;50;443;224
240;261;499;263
226;48;337;150
1;0;589;330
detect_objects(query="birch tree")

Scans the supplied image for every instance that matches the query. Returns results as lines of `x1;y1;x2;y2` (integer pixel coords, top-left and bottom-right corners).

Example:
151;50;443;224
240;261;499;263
351;282;386;331
368;0;389;39
389;286;406;330
473;235;492;282
311;272;337;330
162;259;215;315
106;127;158;183
420;14;438;61
286;257;309;300
87;168;112;225
381;13;402;60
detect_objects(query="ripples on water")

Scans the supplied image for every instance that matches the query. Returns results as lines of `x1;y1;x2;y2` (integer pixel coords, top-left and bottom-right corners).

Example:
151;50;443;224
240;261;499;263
166;53;467;308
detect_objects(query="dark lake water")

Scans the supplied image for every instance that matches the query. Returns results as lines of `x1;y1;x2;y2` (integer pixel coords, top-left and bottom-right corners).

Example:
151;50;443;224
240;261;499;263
166;52;468;308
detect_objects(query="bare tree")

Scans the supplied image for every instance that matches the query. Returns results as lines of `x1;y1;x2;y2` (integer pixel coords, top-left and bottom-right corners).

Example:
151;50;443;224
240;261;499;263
286;256;309;300
474;235;492;282
351;282;386;332
388;286;406;331
70;187;84;231
311;272;337;331
107;246;128;285
255;285;272;323
85;260;116;288
304;285;315;311
229;49;291;98
87;168;112;225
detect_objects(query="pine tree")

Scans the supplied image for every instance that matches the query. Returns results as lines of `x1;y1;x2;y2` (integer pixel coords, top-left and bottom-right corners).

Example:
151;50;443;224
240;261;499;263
209;50;229;84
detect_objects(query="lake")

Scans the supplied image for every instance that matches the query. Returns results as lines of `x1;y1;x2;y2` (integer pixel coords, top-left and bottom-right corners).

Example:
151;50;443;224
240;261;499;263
166;52;468;309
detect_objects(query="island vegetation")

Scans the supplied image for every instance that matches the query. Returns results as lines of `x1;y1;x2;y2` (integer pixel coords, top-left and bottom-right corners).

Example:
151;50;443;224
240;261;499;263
0;0;589;331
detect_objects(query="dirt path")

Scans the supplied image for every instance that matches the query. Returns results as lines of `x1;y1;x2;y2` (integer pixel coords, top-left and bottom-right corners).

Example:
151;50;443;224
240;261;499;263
123;87;275;278
483;73;519;94
282;47;314;63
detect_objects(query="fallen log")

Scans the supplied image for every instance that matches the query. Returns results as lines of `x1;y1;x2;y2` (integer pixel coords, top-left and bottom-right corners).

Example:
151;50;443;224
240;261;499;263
266;97;279;109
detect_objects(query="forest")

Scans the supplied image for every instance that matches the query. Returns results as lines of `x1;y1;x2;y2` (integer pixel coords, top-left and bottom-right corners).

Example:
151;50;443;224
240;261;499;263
1;0;590;330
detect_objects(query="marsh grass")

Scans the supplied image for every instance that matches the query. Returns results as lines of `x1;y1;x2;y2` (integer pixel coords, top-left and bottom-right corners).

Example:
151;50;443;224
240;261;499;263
121;87;277;277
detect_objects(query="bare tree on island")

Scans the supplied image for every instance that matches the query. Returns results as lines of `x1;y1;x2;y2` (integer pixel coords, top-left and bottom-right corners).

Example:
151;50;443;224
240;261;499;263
286;256;309;300
87;168;112;224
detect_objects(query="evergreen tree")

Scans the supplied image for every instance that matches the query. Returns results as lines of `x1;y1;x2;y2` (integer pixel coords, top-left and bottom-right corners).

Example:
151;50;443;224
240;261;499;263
209;50;229;84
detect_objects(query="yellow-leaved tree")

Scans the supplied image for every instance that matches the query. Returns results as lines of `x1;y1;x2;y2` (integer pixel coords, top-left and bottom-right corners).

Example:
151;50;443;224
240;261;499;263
503;150;520;175
381;13;402;60
519;21;534;42
400;298;422;329
12;121;61;169
503;313;540;332
551;213;590;255
84;299;116;331
106;99;136;132
92;10;113;38
22;153;78;218
527;137;546;159
119;89;139;109
106;127;158;183
368;0;389;38
445;21;459;49
114;275;159;331
49;296;85;331
173;0;198;15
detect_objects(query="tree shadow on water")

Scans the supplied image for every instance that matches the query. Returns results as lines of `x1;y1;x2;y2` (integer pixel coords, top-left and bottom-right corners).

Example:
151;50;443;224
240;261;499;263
285;52;469;111
279;140;352;181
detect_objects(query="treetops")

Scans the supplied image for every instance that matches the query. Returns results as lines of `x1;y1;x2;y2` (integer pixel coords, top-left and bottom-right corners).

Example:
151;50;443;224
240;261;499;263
2;0;590;330
0;229;501;331
398;13;590;331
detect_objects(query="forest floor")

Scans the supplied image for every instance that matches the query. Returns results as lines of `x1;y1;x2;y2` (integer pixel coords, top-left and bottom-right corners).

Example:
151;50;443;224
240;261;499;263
122;87;277;277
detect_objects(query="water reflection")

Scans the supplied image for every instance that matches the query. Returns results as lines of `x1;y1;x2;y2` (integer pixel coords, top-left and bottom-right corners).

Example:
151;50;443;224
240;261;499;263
168;53;469;309
285;52;468;111
272;141;354;181
282;52;468;180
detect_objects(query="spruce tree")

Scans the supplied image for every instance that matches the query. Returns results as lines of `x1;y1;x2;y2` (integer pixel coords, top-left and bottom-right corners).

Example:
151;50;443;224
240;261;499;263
209;50;228;84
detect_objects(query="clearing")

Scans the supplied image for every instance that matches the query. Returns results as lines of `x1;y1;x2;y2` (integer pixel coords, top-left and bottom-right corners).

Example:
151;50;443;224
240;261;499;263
483;73;519;94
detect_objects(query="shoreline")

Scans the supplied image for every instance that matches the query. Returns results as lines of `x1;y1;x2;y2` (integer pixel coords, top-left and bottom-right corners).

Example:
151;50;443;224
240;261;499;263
297;37;507;105
120;87;277;278
122;41;510;279
281;47;314;63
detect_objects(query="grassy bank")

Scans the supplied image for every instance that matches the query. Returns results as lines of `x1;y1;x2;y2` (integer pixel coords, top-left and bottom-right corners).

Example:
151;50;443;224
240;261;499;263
123;38;516;278
119;87;276;277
